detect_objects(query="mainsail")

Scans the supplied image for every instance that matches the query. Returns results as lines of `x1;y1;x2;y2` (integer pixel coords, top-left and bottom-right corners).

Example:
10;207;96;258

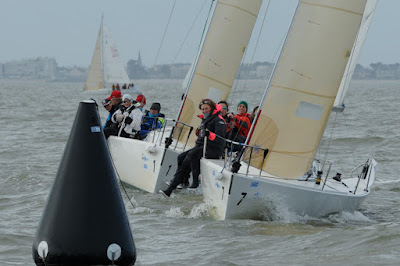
175;0;263;145
247;0;368;178
101;25;130;86
333;0;378;111
84;16;130;91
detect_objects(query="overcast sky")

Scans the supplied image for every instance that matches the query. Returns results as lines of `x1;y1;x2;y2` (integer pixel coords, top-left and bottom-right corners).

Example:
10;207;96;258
0;0;398;68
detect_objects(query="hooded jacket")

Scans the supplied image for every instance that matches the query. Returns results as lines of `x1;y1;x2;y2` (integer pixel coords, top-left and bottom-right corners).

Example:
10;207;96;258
195;104;227;158
111;104;143;135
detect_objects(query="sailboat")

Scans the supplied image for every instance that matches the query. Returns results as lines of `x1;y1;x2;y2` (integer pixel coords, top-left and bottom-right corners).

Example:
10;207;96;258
84;15;132;92
107;0;263;193
200;0;378;220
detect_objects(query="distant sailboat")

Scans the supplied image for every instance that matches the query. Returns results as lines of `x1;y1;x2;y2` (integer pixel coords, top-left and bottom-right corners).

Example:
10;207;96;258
201;0;378;220
84;15;131;91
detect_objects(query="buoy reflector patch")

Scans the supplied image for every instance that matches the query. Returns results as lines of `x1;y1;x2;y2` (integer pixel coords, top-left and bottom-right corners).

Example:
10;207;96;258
91;126;101;133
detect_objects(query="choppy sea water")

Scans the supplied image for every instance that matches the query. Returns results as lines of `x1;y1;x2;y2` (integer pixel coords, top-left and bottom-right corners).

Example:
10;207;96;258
0;79;399;265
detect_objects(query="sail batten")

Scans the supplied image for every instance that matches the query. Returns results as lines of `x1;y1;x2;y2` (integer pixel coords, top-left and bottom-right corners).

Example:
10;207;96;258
195;72;232;88
302;1;364;16
175;0;263;145
272;84;337;99
248;0;368;178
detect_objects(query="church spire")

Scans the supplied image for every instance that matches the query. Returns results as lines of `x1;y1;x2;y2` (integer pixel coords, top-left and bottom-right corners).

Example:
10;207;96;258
137;51;142;66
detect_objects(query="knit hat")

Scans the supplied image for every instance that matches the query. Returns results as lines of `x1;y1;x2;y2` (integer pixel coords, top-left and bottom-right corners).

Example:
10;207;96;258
238;100;248;111
150;102;161;112
136;94;146;104
107;90;122;100
123;94;133;102
102;98;111;106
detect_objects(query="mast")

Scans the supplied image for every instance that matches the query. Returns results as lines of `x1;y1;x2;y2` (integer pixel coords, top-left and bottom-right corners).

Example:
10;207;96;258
100;14;105;88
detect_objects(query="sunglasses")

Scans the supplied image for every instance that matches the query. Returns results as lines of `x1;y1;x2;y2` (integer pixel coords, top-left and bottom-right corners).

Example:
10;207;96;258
124;100;130;103
222;107;227;110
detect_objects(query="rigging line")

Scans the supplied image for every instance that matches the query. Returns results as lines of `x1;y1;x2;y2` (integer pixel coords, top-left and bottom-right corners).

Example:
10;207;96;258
174;0;217;121
170;0;209;66
321;111;339;169
107;143;137;209
234;0;271;101
152;0;177;69
341;104;358;166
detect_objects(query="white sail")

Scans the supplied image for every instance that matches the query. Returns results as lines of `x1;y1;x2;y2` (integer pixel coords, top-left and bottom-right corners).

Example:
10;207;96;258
101;25;130;87
247;0;368;178
333;0;378;111
84;16;130;91
175;0;263;145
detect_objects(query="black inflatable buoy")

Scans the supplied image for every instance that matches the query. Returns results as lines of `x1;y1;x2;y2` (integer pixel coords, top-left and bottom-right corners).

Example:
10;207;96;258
32;100;136;265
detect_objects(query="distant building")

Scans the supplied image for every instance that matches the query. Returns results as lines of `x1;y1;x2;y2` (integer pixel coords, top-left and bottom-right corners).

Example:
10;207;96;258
1;56;400;81
127;52;148;79
255;64;273;79
0;63;3;79
3;57;57;80
170;63;190;79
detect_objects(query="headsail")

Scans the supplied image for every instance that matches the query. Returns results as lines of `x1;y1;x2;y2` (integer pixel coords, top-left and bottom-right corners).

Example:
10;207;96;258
247;0;368;178
175;0;263;145
333;0;378;111
84;27;104;91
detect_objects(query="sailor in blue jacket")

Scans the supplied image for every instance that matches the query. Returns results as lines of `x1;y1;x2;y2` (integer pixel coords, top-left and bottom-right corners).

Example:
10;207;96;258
139;102;165;140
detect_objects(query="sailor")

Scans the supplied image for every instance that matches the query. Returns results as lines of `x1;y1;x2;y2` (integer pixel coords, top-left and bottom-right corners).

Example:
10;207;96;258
159;99;226;196
226;100;251;150
107;90;123;109
102;98;115;129
104;94;142;139
136;94;147;111
139;102;165;140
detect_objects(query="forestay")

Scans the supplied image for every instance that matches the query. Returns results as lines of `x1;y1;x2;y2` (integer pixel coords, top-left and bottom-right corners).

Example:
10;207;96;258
247;0;368;178
333;0;378;110
175;0;263;146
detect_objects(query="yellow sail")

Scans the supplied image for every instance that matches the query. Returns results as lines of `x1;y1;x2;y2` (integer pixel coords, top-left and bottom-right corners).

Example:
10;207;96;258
175;0;263;145
84;27;104;91
248;0;367;178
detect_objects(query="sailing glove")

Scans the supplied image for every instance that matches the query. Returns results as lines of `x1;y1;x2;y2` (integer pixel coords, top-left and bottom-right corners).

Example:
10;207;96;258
116;114;124;122
125;117;133;124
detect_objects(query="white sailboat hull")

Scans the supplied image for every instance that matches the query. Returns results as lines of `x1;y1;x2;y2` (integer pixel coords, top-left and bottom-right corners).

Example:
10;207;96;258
107;129;187;193
201;159;377;220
